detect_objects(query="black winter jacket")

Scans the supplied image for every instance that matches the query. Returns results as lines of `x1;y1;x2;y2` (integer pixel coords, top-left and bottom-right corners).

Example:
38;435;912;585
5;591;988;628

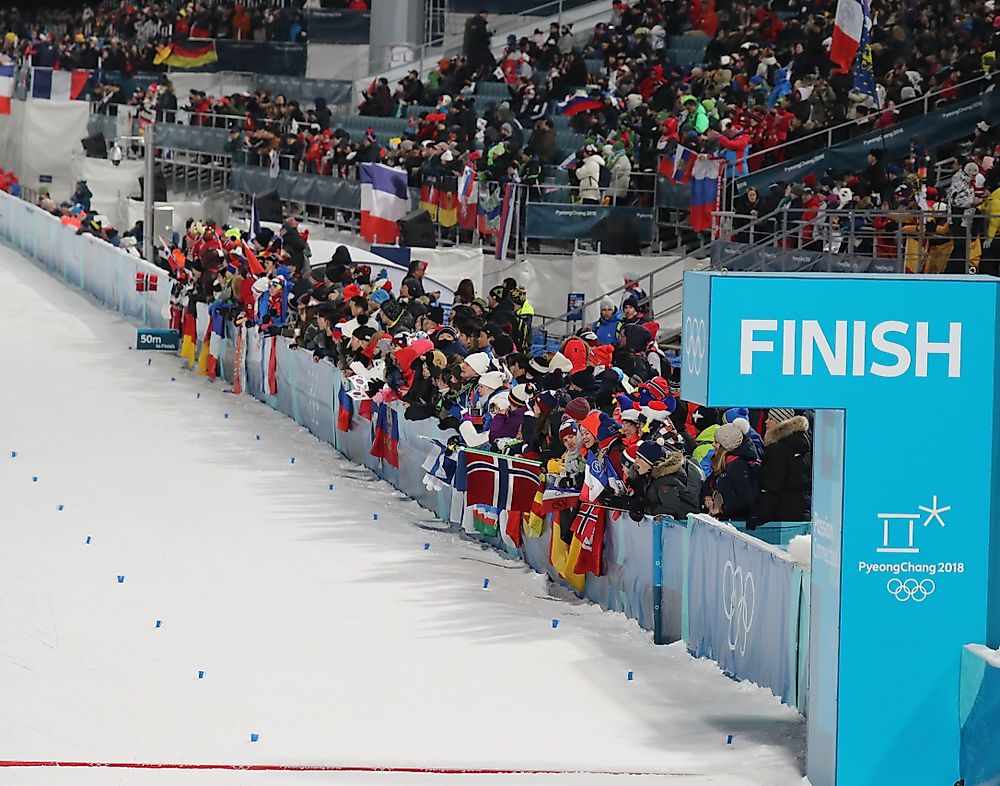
754;416;812;524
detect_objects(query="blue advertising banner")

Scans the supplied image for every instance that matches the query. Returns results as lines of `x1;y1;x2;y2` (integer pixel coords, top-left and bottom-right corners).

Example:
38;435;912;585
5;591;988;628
808;408;844;786
681;270;1000;786
960;644;1000;786
686;517;798;704
524;204;654;242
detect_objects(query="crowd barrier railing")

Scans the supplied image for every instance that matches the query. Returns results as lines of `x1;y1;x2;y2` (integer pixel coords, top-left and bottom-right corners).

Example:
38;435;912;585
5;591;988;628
0;187;810;717
0;192;171;329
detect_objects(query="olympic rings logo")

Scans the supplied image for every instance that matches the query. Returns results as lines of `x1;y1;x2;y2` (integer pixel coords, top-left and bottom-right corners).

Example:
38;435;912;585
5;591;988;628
684;317;706;376
722;561;755;655
887;578;936;602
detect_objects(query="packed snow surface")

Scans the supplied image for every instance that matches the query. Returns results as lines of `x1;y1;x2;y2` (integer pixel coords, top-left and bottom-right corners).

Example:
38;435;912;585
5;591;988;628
0;242;805;784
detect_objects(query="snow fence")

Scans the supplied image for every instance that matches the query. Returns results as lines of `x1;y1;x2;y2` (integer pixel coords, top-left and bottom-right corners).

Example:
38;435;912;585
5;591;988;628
0;189;809;715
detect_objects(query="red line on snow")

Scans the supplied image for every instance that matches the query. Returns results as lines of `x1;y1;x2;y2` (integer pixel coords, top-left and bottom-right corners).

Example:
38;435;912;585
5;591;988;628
0;760;695;777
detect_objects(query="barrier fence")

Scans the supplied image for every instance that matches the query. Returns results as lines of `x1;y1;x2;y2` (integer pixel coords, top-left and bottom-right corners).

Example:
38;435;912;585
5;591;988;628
0;188;809;717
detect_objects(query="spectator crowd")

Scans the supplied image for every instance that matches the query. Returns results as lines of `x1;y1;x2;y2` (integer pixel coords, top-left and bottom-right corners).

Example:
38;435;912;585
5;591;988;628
1;1;319;72
127;209;810;530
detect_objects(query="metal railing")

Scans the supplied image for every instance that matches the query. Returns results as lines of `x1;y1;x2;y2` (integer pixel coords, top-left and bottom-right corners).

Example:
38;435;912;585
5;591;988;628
741;74;990;176
713;207;998;274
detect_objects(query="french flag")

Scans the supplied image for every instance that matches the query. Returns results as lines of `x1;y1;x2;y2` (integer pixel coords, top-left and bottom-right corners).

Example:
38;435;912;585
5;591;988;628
0;64;14;115
658;144;696;185
31;68;90;100
360;163;410;245
830;0;864;71
689;157;722;233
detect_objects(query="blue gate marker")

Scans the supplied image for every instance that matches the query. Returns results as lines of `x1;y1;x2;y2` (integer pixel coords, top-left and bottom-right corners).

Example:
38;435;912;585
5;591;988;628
117;575;124;583
627;671;634;681
482;578;490;589
250;733;259;742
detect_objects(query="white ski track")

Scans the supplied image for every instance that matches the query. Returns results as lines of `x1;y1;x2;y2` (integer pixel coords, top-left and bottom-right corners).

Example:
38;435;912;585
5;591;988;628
0;240;806;785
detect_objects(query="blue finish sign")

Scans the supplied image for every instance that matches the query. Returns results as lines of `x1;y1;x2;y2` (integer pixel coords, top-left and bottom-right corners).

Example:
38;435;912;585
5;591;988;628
136;328;180;351
681;271;1000;786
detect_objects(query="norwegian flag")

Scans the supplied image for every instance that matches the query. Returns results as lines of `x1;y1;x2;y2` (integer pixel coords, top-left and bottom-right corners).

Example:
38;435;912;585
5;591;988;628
337;384;353;432
570;503;606;576
464;451;542;514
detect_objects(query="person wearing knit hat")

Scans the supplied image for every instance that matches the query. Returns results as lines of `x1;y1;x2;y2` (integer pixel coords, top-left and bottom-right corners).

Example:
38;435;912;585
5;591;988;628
767;407;796;424
509;383;533;409
714;422;745;451
533;391;557;416
724;407;764;454
564;396;591;422
635;440;665;469
753;409;812;526
703;420;760;520
522;390;563;463
620;408;642;448
462;351;491;379
593;295;623;346
627;444;703;522
478;370;505;393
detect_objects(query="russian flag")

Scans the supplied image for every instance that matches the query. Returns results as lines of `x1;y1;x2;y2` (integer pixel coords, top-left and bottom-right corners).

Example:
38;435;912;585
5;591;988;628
360;163;410;245
369;403;399;468
31;68;90;100
830;0;864;71
337;385;353;433
658;144;696;185
689;157;722;233
557;94;603;117
0;64;14;115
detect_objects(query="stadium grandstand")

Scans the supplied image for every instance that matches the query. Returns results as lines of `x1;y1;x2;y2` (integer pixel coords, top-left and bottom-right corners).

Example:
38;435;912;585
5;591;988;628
1;3;1000;783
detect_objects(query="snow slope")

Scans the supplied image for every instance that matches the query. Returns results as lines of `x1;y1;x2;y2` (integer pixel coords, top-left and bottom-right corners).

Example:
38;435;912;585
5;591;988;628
0;241;806;785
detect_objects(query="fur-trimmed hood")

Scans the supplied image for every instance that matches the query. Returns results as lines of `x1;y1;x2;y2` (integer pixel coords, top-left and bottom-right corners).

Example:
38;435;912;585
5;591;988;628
652;450;687;478
764;415;809;446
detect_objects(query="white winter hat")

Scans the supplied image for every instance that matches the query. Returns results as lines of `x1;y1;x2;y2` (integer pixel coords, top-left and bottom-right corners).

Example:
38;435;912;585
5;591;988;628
490;391;511;412
620;408;642;423
252;276;270;295
964;162;980;177
478;370;506;390
464;352;491;376
549;351;573;373
600;295;616;310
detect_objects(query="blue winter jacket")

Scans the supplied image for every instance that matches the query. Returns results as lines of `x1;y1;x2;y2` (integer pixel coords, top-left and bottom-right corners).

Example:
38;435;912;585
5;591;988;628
593;310;623;346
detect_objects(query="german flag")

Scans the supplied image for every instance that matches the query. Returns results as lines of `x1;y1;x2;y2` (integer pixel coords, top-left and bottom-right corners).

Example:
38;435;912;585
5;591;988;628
154;40;218;69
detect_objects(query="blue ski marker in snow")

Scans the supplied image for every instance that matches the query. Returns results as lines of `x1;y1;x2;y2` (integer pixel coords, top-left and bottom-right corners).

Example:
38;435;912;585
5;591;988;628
423;543;430;550
483;578;490;589
224;413;229;419
57;504;64;511
627;671;634;681
727;735;734;745
85;536;92;544
250;733;259;742
198;670;205;679
290;457;296;464
10;451;15;457
155;620;162;628
117;575;125;583
147;358;152;366
32;476;38;482
551;619;559;629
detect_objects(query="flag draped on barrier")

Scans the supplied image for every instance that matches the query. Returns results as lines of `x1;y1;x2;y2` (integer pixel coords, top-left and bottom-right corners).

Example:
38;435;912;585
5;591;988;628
153;40;219;69
30;68;89;100
689;158;722;233
369;403;399;468
0;65;14;114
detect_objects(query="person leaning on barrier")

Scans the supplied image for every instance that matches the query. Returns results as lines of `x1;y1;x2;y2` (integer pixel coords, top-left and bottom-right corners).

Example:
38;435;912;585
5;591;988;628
625;441;703;522
701;420;760;522
750;408;812;527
